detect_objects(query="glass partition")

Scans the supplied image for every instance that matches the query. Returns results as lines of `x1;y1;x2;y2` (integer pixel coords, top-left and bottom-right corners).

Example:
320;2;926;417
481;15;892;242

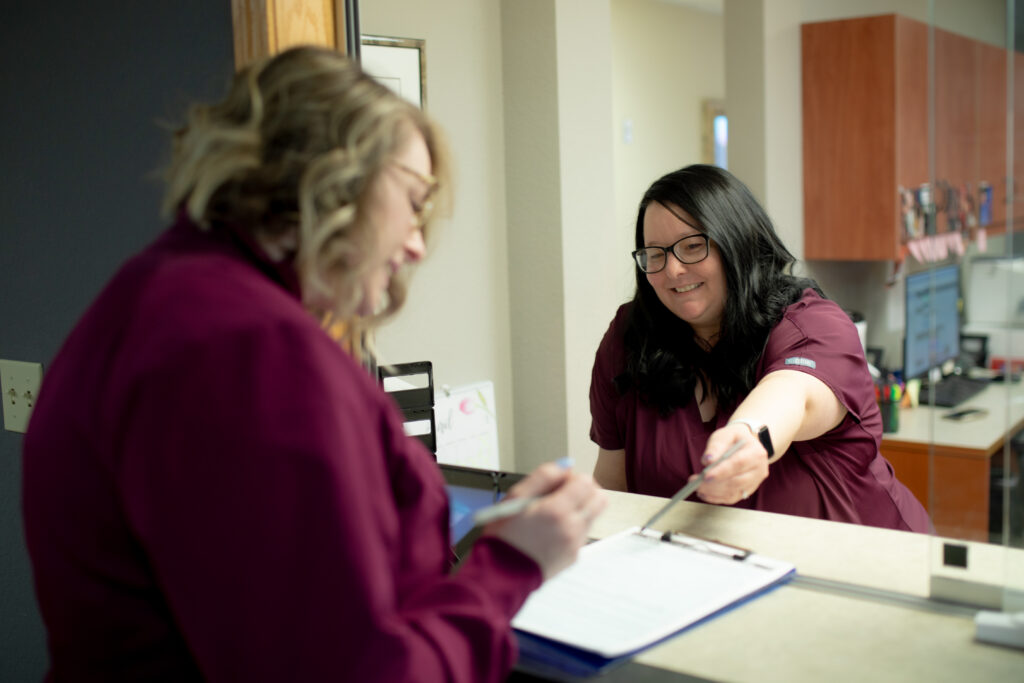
922;0;1024;622
361;0;1024;607
604;0;1024;590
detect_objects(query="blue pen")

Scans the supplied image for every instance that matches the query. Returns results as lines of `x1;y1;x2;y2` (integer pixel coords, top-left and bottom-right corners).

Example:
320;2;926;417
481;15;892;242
472;457;573;526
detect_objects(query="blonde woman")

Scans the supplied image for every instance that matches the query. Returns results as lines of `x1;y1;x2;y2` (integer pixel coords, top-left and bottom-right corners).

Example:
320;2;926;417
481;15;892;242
24;46;605;682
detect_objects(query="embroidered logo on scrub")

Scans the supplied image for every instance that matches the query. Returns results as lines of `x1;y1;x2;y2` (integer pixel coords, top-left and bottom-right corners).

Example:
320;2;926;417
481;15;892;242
784;357;816;369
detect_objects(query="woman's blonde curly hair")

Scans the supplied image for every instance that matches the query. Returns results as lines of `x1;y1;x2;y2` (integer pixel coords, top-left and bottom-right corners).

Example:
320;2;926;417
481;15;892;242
162;46;450;349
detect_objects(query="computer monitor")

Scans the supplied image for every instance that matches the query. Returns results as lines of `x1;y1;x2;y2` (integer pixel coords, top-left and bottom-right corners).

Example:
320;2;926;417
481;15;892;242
440;465;524;559
903;264;962;380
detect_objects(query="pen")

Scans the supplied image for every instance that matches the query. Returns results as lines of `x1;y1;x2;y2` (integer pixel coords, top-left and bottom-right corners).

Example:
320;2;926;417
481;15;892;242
472;457;573;526
640;440;744;532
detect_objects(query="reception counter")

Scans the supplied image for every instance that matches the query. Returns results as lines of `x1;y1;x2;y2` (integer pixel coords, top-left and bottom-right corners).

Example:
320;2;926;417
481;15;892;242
573;490;1024;682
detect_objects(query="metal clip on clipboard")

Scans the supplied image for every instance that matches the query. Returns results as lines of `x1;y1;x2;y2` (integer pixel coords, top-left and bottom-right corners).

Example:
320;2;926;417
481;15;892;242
634;527;752;562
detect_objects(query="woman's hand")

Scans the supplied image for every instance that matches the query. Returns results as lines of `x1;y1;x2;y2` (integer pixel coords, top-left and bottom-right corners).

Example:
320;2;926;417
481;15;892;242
693;369;847;505
694;422;770;505
486;462;607;579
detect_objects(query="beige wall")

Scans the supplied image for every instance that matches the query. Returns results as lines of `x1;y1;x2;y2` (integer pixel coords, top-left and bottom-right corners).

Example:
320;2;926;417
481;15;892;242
500;0;569;471
801;0;1006;46
365;0;619;474
611;0;726;252
361;0;519;467
555;0;618;474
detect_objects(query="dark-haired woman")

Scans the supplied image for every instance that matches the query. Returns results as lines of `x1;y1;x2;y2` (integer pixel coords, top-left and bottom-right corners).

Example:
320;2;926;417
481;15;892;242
590;164;928;531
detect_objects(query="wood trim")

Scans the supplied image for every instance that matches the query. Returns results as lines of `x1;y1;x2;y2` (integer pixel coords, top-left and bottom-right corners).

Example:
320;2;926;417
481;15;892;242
334;1;348;56
231;0;271;69
231;0;345;70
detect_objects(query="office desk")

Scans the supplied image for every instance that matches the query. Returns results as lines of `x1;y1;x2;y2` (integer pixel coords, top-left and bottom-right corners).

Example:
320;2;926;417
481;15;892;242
880;382;1024;541
586;491;1024;682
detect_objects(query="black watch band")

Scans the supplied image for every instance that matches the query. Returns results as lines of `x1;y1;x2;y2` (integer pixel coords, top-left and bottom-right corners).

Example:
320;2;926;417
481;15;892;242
754;424;774;457
730;419;775;458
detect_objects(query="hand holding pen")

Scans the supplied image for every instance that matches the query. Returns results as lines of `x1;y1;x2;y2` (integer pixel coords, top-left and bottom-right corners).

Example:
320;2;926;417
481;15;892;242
641;440;744;532
473;457;575;525
480;457;607;580
687;421;772;507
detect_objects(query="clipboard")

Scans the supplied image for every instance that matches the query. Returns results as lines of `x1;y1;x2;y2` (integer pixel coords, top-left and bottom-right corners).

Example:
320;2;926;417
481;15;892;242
511;526;795;677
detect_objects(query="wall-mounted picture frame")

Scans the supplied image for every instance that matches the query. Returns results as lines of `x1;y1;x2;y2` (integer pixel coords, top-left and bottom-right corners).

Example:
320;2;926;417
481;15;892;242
360;35;426;109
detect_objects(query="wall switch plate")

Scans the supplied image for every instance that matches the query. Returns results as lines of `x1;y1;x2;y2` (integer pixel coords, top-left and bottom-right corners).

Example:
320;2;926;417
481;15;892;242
0;359;43;433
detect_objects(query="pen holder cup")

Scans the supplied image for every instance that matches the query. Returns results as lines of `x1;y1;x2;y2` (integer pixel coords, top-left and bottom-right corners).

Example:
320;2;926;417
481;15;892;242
879;401;899;433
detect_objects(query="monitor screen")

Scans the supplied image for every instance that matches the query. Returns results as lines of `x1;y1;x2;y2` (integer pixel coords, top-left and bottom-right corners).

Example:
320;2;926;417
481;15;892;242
903;264;962;380
440;465;524;558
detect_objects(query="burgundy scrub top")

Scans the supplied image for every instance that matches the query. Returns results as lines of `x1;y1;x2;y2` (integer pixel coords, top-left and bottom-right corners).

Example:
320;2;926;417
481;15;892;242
23;214;541;682
591;289;930;532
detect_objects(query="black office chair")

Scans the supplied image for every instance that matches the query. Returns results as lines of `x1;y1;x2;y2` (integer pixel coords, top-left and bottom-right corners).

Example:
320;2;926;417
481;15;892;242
378;361;437;456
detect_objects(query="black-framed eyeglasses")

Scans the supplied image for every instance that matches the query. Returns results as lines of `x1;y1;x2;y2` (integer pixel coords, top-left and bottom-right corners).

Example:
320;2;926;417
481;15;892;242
632;234;710;274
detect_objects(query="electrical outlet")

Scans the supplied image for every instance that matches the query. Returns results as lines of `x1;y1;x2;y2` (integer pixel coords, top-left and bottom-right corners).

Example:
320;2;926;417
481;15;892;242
0;359;43;433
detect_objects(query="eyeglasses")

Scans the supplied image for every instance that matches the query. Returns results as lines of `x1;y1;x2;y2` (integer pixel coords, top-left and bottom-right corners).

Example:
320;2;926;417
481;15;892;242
391;163;438;227
632;234;710;274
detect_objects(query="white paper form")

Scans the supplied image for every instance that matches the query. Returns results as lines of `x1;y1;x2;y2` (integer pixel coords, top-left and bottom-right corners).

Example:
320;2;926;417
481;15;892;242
512;527;795;658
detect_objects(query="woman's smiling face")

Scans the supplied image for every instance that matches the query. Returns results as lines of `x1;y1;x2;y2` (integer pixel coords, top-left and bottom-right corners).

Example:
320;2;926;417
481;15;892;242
642;201;727;342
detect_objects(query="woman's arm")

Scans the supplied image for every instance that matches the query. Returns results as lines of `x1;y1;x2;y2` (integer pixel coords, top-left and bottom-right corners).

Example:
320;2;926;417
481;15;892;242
593;447;628;491
696;369;847;504
731;369;847;458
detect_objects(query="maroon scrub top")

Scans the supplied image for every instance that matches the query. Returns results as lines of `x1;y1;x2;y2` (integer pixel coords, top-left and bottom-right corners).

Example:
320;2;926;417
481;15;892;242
23;214;541;682
591;290;930;532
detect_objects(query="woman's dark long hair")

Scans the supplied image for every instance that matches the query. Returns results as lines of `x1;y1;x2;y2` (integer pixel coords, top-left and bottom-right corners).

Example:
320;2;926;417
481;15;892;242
618;164;823;415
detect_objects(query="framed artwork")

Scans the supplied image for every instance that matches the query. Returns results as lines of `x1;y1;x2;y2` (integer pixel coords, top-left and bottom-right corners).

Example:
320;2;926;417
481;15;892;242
360;35;426;108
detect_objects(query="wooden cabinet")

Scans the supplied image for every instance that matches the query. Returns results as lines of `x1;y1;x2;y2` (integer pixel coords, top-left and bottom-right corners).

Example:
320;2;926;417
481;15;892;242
877;381;1024;543
881;438;992;542
802;14;1013;261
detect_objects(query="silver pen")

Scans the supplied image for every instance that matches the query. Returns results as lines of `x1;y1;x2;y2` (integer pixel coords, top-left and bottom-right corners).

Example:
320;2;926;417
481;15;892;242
640;440;745;532
472;495;538;526
472;457;573;526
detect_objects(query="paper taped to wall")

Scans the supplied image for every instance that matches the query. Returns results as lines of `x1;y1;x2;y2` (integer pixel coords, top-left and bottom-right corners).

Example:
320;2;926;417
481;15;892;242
435;381;500;470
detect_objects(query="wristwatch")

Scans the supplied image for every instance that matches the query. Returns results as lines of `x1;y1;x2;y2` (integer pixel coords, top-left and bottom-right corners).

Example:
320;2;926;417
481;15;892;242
729;419;775;458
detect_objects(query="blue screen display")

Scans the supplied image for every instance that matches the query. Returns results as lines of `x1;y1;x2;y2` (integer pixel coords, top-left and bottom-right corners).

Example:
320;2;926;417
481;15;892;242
446;484;502;545
903;264;961;379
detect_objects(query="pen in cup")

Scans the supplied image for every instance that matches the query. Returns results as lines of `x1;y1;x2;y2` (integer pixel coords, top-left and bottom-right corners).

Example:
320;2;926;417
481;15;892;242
472;457;573;526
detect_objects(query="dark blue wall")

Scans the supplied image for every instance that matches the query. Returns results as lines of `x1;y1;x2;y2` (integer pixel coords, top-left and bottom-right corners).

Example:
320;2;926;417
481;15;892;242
0;3;232;679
